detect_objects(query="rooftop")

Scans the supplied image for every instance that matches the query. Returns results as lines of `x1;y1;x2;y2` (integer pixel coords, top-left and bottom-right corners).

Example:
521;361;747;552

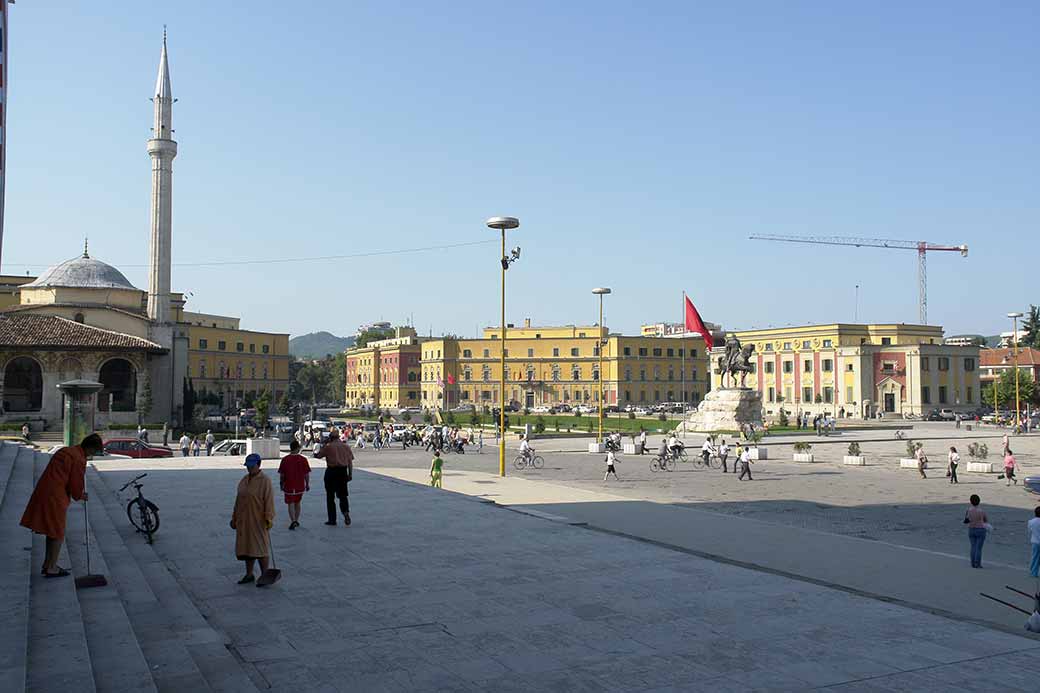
23;250;139;292
0;314;164;351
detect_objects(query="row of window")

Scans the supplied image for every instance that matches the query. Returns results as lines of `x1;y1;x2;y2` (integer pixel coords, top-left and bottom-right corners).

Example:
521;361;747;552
449;346;698;359
197;338;271;354
922;386;974;405
191;361;271;380
763;339;835;352
422;365;701;383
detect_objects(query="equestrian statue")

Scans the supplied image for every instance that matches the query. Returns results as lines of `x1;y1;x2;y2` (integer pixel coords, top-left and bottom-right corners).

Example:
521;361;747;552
716;334;756;388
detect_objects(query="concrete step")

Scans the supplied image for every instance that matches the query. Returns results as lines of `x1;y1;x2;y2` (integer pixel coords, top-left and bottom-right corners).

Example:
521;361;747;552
64;488;157;693
89;468;257;692
0;444;35;692
26;453;96;693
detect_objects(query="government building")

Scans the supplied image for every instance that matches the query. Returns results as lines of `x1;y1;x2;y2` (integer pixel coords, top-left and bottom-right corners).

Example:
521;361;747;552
0;35;288;429
709;323;981;419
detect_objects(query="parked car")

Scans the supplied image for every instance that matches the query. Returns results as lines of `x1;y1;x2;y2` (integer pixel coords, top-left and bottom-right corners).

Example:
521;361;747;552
530;405;552;414
938;408;957;421
556;404;572;413
1025;476;1040;496
390;424;409;441
211;439;248;456
102;438;173;459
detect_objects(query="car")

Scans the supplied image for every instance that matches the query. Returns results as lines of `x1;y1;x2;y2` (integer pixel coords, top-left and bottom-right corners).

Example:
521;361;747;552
450;404;475;413
530;405;552;414
938;408;957;421
390;424;409;441
0;434;42;449
556;404;572;413
103;438;174;459
925;408;943;422
211;439;248;456
1025;476;1040;496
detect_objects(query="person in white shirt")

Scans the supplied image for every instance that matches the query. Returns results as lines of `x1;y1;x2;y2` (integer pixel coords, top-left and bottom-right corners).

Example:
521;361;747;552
638;429;647;455
700;439;714;466
178;433;191;457
667;434;682;459
947;446;960;484
738;447;753;481
604;449;620;481
1028;507;1040;578
519;435;533;461
205;430;215;456
718;440;730;473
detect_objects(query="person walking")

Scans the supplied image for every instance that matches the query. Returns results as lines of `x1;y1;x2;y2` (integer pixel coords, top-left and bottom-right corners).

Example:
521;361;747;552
638;429;647;455
205;429;215;456
1002;432;1010;456
162;422;169;446
718;440;730;473
1028;506;1040;578
315;429;354;526
603;448;620;482
738;446;754;481
230;454;275;585
947;447;960;484
965;494;989;569
915;444;928;479
278;440;311;530
1003;449;1020;486
21;422;30;440
179;432;191;458
20;434;103;578
477;428;483;454
430;450;444;488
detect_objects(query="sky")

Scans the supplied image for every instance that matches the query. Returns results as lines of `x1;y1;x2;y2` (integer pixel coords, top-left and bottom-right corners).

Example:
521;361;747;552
5;2;1038;339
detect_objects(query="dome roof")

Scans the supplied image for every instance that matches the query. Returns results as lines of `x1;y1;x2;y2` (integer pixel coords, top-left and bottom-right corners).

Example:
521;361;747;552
25;250;139;291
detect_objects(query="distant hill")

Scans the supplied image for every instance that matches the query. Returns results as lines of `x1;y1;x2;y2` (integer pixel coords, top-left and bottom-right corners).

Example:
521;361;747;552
289;332;355;359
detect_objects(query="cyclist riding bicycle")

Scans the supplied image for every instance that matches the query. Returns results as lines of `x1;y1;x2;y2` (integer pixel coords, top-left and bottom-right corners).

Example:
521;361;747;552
519;435;534;461
700;438;715;465
668;434;683;460
656;437;669;461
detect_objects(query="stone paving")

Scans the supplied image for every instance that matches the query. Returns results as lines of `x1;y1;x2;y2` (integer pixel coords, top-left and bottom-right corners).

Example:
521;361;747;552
90;457;1040;692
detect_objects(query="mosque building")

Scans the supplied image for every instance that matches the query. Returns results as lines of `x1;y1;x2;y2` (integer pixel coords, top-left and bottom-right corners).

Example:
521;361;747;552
0;34;289;430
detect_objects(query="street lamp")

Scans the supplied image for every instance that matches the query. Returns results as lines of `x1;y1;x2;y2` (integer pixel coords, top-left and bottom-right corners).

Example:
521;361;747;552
592;288;611;443
487;216;520;477
1008;311;1024;430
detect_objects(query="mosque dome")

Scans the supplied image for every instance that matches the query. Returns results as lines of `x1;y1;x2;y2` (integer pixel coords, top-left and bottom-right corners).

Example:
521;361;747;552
25;248;139;291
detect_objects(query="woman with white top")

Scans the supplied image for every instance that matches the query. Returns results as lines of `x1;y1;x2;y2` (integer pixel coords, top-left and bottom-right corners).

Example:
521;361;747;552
947;446;959;484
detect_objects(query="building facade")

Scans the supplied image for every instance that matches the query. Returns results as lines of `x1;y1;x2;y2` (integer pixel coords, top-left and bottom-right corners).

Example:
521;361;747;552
980;347;1040;389
417;322;708;411
710;323;980;419
343;328;422;409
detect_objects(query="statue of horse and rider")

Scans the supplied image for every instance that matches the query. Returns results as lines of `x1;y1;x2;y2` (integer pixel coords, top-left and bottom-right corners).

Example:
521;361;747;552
716;334;756;388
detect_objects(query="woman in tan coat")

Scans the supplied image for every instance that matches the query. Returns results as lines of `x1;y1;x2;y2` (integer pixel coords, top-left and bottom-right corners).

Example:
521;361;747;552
230;453;275;585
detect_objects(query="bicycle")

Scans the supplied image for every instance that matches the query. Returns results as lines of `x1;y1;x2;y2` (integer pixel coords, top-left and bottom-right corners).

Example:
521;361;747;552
120;473;160;544
513;452;545;470
650;454;676;472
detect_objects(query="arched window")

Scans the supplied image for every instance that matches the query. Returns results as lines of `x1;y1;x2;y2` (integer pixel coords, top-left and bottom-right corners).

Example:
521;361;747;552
74;312;85;323
199;361;207;378
3;357;43;412
98;358;136;412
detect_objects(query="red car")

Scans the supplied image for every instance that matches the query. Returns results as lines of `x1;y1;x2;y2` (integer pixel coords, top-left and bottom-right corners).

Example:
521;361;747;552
102;438;173;459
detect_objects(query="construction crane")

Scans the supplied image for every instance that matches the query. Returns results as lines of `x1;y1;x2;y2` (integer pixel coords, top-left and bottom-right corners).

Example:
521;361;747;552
749;234;968;325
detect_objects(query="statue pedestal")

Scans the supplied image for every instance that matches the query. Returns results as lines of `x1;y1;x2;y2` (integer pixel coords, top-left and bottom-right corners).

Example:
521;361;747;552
683;388;763;433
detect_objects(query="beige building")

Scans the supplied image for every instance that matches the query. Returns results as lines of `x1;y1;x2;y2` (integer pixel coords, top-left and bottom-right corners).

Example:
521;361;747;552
343;327;422;409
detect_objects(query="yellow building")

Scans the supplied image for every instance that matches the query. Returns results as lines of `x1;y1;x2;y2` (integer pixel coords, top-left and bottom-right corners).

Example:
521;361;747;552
343;328;422;409
711;323;980;419
419;321;708;410
182;311;291;409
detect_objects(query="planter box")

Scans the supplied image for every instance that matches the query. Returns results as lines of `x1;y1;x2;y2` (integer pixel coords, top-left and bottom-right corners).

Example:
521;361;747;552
623;443;643;455
748;447;768;460
966;461;996;473
843;455;866;466
899;458;919;469
588;442;605;454
793;453;815;463
246;437;281;459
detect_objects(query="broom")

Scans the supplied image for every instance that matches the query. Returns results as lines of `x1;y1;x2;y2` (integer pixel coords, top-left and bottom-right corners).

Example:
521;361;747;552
75;500;108;589
256;528;281;587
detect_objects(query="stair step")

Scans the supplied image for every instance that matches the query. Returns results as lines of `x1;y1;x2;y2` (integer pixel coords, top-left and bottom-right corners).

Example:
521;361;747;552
64;483;157;693
84;468;213;692
27;454;96;693
0;444;35;692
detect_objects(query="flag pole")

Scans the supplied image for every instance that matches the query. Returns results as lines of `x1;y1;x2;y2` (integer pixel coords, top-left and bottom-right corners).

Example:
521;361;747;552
681;291;687;438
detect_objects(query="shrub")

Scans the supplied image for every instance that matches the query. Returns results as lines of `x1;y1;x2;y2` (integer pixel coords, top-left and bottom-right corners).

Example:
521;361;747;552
423;413;433;424
534;416;546;434
657;413;667;422
446;412;456;424
793;441;812;453
470;413;480;426
905;440;922;458
847;441;861;456
554;419;560;432
968;442;989;460
401;411;412;423
778;409;789;427
628;411;636;420
747;430;764;444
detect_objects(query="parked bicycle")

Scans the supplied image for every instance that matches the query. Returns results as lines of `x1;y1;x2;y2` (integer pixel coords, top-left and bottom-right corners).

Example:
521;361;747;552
120;473;159;544
513;449;545;470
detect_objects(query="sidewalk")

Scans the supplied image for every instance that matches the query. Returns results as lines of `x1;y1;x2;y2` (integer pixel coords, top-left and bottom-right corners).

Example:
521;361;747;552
367;467;1040;634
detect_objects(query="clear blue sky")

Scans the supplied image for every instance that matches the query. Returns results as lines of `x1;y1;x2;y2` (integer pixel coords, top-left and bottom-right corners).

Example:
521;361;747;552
5;2;1037;338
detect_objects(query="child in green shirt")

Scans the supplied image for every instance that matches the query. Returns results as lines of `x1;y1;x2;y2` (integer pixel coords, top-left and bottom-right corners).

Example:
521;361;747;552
430;450;443;488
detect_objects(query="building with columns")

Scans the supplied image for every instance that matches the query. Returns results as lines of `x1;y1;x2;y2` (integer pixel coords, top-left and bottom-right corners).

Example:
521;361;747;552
0;33;288;430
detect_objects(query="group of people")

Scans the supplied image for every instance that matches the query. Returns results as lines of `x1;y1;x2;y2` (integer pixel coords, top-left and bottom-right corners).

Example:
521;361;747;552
178;430;216;457
961;494;1040;577
793;412;837;435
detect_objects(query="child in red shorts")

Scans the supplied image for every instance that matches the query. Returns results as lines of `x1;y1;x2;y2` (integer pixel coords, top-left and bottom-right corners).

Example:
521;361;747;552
278;440;311;530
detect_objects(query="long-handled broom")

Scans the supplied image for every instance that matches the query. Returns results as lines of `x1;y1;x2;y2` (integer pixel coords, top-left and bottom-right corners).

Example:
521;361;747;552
75;500;108;589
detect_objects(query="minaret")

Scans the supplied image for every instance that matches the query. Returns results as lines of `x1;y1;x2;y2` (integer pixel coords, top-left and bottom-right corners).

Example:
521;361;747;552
146;29;176;323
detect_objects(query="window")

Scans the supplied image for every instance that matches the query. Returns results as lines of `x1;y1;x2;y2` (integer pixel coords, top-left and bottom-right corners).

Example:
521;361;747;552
764;343;773;352
882;362;895;373
571;367;581;381
503;349;509;357
527;348;534;358
802;340;811;350
964;358;975;371
921;357;930;371
593;345;600;356
640;369;646;381
938;357;950;371
881;337;892;346
199;338;208;349
967;386;974;403
846;363;854;372
803;359;812;373
553;348;560;357
823;387;833;404
578;332;586;338
767;386;775;402
624;367;631;381
765;362;774;374
638;348;647;356
667;369;674;381
463;368;472;381
570;348;579;357
783;342;791;350
922;386;931;404
527;367;535;382
218;341;227;351
847;386;854;402
262;344;270;354
783;361;793;374
666;348;674;357
939;386;948;404
262;365;268;380
199;361;206;378
483;349;490;358
653;366;661;380
249;343;256;353
236;342;244;352
592;368;600;381
690;349;698;358
653;348;662;357
463;349;472;358
823;339;832;348
822;359;833;372
482;366;491;382
552;365;561;381
802;387;812;403
623;347;631;356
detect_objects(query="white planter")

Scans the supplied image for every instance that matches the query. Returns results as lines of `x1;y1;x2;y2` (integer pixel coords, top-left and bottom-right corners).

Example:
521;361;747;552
899;458;919;469
748;447;768;460
843;456;866;466
623;443;642;455
966;461;996;473
588;443;605;454
793;453;815;463
246;437;281;459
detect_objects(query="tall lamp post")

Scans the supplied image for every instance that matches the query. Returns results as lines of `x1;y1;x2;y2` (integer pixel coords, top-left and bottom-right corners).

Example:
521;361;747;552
592;288;611;443
1008;311;1023;430
487;216;520;477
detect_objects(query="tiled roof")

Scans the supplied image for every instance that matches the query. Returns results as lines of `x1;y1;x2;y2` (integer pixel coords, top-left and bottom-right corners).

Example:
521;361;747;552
980;347;1040;367
0;314;164;351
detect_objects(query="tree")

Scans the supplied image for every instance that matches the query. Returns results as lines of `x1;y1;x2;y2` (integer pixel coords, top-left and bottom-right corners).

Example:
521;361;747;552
278;392;293;416
182;378;197;423
1021;305;1040;349
255;389;272;431
984;368;1038;409
297;363;332;404
137;375;153;424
